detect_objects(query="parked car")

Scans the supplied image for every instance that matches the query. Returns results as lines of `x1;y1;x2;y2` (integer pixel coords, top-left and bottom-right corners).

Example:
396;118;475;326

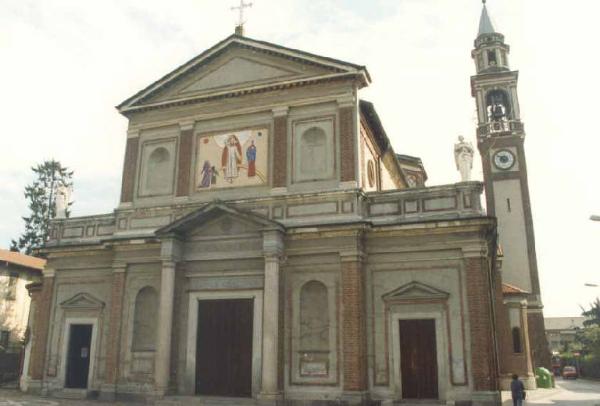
562;366;578;379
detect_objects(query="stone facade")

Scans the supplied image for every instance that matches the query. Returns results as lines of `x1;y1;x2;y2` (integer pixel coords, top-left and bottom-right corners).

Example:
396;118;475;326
22;34;505;406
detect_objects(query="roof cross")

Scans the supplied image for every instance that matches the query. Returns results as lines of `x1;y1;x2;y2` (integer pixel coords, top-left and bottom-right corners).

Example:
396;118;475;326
231;0;253;28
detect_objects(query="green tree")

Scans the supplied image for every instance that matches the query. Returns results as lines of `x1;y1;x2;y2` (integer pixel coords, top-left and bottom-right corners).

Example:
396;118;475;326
10;160;73;255
582;298;600;327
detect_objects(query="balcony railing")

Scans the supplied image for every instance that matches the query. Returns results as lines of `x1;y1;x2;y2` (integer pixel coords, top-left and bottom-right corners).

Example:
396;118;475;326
477;120;524;137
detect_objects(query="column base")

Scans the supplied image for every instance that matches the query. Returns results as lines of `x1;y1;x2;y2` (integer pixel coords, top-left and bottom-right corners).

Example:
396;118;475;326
340;391;370;405
98;384;116;401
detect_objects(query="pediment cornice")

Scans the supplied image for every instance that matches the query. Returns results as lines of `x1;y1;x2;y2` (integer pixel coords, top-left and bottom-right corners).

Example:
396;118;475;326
60;292;105;310
382;281;450;302
117;35;370;115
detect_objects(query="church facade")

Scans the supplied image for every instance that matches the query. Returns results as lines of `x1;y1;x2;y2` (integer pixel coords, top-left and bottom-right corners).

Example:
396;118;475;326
21;4;547;405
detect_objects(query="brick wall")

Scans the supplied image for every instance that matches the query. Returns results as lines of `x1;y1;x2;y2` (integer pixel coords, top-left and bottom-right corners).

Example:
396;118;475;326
273;116;287;188
464;257;499;391
29;277;54;380
176;130;193;197
339;107;356;183
104;271;126;385
120;137;139;203
341;257;367;391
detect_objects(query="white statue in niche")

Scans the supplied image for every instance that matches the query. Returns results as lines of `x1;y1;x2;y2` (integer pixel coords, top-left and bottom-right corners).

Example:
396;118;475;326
454;135;474;182
54;184;72;219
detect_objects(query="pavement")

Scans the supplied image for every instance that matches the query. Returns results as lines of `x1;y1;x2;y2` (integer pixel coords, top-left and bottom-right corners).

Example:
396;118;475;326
0;378;599;406
502;378;600;406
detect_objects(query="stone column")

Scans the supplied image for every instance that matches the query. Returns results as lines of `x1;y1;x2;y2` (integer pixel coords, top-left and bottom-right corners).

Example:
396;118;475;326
101;263;127;400
28;270;55;389
340;251;368;397
155;260;176;395
260;230;284;400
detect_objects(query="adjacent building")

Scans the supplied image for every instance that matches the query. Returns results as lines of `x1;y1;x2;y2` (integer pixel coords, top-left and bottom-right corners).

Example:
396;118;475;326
545;317;585;354
0;249;44;353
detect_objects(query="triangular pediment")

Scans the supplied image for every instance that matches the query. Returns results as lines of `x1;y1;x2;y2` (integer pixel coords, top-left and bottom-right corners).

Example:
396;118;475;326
156;201;284;238
60;293;105;310
382;281;449;302
118;35;370;113
180;57;296;94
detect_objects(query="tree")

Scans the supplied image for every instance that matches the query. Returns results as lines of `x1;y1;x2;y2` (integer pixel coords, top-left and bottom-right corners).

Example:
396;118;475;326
582;298;600;327
11;160;73;255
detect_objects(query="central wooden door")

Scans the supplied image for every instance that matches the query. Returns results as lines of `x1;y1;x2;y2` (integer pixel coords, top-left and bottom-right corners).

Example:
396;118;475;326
399;319;438;399
65;324;93;389
196;299;253;397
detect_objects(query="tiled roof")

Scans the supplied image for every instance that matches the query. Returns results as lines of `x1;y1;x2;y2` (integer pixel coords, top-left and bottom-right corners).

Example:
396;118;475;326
502;282;528;295
0;249;45;271
544;317;585;331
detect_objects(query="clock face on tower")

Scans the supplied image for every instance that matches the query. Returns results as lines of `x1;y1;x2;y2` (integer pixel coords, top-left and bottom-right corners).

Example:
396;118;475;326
493;149;516;170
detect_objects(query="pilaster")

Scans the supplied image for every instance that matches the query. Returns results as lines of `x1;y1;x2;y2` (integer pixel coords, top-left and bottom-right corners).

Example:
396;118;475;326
338;97;357;184
259;229;284;400
29;270;56;385
462;249;499;392
120;129;140;204
101;263;127;400
155;237;182;395
176;121;194;197
272;106;289;190
339;247;368;397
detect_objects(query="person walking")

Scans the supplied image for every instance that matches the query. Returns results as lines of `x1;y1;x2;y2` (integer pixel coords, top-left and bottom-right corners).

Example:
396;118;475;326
511;374;526;406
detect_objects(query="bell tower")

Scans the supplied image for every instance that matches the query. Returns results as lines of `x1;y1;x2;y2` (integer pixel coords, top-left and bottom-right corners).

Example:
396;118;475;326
471;1;549;368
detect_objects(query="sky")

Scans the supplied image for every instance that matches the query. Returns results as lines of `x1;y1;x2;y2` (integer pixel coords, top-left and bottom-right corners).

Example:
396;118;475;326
1;0;599;317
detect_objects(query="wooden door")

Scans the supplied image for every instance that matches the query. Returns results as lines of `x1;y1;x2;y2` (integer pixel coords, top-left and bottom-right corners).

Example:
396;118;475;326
399;319;438;399
196;299;253;397
65;324;93;389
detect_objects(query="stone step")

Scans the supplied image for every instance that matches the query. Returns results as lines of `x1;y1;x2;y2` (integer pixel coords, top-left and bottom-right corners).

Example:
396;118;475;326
156;396;258;406
53;388;88;399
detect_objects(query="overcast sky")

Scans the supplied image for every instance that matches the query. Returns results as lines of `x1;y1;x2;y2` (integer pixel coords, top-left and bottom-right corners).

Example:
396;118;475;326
1;0;599;317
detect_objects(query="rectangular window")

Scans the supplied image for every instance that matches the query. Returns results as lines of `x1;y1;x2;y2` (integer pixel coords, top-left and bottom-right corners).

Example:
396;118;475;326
6;272;18;300
0;330;9;349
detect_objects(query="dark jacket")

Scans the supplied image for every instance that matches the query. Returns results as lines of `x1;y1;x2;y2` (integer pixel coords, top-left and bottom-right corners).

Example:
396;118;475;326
511;379;525;399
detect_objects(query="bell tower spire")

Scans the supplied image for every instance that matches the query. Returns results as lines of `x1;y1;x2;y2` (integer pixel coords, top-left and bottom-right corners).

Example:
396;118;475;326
471;1;550;371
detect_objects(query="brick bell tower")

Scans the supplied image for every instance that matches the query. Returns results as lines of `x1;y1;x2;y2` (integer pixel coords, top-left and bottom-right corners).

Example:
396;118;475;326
471;1;550;368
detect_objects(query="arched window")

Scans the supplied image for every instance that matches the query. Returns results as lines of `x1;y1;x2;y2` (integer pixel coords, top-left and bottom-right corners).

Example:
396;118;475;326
299;281;329;351
132;287;158;351
145;147;171;192
512;327;523;353
485;89;512;121
300;127;327;179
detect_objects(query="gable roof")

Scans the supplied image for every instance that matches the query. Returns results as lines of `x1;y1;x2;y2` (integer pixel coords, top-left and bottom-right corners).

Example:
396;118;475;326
502;282;529;295
155;201;284;237
118;34;371;114
0;249;45;271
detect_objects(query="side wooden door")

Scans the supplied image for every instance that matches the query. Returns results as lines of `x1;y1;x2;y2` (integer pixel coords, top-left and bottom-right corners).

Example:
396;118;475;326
399;319;438;399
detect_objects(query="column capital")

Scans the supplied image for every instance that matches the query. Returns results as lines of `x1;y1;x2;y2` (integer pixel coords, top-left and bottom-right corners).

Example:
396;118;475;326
161;260;177;270
43;268;56;278
337;94;356;108
263;229;285;257
127;128;141;138
111;262;127;273
462;244;489;259
160;236;184;262
272;106;289;118
179;120;195;131
339;250;366;263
